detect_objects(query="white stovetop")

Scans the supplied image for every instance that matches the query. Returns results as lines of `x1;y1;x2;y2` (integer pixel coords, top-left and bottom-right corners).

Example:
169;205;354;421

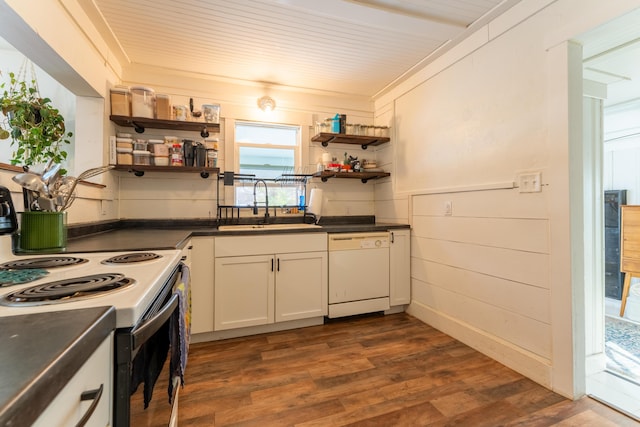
0;247;182;328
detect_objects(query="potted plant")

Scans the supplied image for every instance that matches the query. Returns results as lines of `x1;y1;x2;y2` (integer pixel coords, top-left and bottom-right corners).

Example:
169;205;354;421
0;69;73;250
0;70;72;171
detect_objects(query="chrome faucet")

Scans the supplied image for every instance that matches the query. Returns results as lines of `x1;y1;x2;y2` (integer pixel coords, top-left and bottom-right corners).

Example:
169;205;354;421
253;179;269;222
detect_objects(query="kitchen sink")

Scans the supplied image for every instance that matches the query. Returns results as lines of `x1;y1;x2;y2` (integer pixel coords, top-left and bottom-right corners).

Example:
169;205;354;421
217;223;322;231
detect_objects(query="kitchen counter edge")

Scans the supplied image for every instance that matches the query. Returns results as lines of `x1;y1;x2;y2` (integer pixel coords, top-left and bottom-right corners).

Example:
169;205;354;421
62;223;409;253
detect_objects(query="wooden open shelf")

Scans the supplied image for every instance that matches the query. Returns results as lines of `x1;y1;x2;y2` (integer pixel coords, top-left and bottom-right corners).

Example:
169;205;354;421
313;171;390;183
109;115;220;135
113;164;219;178
311;133;390;149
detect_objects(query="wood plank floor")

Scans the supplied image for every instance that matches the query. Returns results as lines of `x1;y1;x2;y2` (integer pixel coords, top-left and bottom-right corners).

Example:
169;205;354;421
140;313;640;426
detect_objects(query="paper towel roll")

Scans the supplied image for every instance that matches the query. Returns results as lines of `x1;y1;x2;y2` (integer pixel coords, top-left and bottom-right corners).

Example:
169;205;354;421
307;188;323;220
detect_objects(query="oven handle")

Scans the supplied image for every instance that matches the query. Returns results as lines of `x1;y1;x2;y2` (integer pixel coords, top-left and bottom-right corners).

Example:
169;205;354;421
131;293;179;351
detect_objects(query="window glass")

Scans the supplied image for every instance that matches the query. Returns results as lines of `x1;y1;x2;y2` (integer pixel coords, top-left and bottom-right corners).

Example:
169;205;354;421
234;121;302;207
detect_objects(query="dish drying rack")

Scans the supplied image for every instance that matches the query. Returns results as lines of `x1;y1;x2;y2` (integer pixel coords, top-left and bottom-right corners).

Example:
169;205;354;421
216;171;314;226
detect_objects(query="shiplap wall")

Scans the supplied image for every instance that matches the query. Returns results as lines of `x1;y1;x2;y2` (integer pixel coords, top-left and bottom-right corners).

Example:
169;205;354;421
117;115;380;219
408;187;552;386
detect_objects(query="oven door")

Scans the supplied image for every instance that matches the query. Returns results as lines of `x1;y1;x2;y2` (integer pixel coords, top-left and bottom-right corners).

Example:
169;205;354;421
113;263;185;427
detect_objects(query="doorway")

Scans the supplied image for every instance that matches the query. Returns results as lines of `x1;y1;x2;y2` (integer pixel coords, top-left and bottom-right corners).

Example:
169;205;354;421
578;9;640;419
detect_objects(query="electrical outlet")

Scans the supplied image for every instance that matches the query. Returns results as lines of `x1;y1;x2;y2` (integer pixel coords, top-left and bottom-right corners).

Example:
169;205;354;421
444;201;452;216
518;172;541;193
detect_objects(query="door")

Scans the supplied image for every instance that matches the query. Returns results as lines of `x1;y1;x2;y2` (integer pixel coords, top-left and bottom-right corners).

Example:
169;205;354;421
275;251;327;322
214;255;275;330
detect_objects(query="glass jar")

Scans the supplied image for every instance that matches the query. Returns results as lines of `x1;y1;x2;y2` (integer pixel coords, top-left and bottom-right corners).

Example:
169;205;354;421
170;144;183;166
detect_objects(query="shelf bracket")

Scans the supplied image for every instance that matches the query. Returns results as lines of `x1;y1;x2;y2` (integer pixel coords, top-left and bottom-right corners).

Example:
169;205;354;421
132;122;145;133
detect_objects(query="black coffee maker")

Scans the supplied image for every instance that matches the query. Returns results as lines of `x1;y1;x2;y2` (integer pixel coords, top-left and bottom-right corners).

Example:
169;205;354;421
0;186;18;257
0;186;17;235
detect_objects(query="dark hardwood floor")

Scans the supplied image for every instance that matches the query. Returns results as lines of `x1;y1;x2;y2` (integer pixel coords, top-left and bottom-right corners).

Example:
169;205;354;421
137;312;640;426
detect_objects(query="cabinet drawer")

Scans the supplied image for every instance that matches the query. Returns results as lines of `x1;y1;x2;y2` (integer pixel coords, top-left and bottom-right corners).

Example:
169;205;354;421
33;334;113;427
215;233;327;257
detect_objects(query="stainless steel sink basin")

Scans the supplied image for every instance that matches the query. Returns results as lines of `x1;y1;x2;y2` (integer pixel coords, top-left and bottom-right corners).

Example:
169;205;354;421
217;223;321;231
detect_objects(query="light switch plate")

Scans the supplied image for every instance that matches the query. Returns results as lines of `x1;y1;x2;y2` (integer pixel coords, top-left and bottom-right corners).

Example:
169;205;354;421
444;201;453;216
518;172;541;193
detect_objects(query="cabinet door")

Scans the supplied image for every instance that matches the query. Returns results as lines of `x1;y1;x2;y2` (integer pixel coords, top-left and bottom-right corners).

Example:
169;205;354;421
190;237;214;334
275;251;328;322
390;230;411;306
215;255;275;330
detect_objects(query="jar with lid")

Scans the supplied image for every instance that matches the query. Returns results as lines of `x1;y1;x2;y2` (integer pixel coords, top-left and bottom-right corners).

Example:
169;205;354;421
130;86;155;118
170;144;183;166
110;87;131;116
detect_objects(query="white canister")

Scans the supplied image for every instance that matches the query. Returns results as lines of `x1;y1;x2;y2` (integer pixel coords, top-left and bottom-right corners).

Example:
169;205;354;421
202;104;221;124
174;105;189;121
130;86;155;118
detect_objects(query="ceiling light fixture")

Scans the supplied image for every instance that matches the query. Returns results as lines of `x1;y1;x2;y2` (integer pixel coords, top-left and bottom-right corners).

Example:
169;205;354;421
257;96;276;112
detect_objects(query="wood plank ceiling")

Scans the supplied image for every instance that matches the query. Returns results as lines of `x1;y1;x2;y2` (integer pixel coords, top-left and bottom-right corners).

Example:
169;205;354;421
91;0;519;97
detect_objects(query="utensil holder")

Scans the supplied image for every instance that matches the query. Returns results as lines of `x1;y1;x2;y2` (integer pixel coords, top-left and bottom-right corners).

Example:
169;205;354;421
19;211;67;251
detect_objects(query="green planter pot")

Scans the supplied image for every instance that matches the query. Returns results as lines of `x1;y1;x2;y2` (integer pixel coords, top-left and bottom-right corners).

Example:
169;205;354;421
19;211;67;251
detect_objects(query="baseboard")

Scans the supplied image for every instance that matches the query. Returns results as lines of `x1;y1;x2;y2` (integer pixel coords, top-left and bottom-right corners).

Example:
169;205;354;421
190;317;325;343
407;301;553;391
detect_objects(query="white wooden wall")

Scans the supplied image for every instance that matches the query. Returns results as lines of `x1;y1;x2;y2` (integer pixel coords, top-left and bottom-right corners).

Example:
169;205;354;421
408;187;552;386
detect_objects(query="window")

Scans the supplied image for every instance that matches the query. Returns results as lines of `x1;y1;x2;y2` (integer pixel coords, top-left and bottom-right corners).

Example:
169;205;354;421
234;121;302;207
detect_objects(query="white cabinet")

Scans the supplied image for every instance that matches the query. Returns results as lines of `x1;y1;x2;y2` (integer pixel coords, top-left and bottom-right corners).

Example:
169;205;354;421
275;251;327;322
189;237;215;334
389;229;411;306
215;254;274;330
214;234;327;331
33;333;113;427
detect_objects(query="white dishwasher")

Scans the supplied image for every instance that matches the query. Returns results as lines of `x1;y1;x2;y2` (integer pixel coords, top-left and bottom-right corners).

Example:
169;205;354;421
328;232;390;318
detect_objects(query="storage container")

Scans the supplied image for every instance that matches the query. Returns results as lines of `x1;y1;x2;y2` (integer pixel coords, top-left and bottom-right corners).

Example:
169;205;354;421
153;156;169;166
133;150;151;165
116;147;133;165
156;94;171;120
148;139;168;156
116;137;133;149
130;86;155;118
202;104;220;123
133;140;148;151
110;87;131;116
170;144;183;166
206;149;218;168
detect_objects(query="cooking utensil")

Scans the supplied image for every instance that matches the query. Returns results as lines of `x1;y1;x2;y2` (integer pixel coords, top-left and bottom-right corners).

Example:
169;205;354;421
12;172;48;196
36;196;57;212
58;165;114;210
42;163;62;185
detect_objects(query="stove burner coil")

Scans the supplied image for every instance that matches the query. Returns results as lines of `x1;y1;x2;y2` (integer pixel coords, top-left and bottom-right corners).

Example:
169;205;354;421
102;252;162;265
0;273;135;306
0;256;88;270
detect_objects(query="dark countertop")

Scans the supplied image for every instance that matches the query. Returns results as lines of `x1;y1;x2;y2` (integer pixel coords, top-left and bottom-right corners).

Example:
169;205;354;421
0;306;116;427
62;221;409;253
66;228;194;253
